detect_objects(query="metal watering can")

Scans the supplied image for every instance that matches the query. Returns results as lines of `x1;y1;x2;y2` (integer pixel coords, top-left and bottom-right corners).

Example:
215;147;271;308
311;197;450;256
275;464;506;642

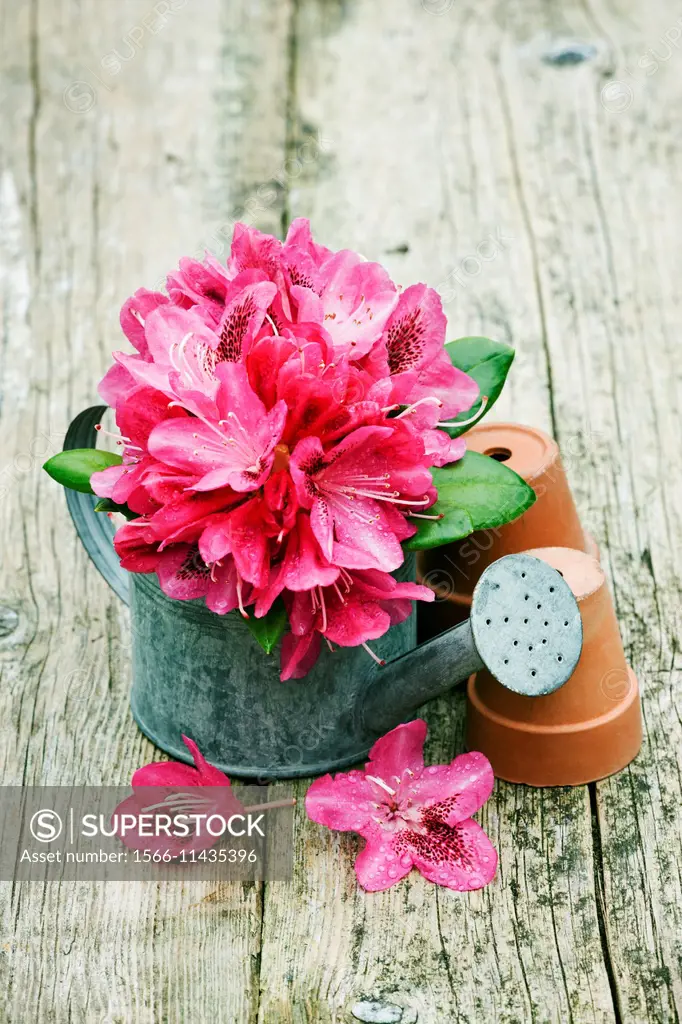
65;407;584;779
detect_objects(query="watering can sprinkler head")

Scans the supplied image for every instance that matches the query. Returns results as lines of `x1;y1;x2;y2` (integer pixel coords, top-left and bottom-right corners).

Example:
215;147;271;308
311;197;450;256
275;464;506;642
362;553;584;735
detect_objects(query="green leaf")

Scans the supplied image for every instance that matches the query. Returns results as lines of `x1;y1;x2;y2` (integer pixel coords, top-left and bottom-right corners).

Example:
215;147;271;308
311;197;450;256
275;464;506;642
43;449;123;494
405;450;535;550
444;336;515;437
245;599;288;655
93;498;139;521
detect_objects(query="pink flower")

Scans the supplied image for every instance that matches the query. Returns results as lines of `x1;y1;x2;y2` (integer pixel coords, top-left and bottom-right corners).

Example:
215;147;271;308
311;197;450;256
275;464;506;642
306;720;497;892
95;220;481;679
289;425;432;572
148;363;287;493
132;734;231;787
114;735;238;858
114;737;296;860
281;570;434;680
287;248;399;358
91;386;192;514
382;285;479;419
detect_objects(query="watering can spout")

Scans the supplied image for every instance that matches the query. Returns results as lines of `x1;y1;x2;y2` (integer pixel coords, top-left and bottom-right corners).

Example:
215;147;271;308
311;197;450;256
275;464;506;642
361;553;584;737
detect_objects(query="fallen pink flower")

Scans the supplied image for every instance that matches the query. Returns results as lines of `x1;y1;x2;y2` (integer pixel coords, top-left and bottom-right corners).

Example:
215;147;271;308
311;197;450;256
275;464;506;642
115;736;295;859
305;720;497;892
114;735;238;858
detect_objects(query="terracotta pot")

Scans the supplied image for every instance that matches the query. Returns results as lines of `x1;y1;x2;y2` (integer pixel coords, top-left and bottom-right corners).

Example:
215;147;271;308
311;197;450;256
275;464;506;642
465;546;642;786
417;423;598;637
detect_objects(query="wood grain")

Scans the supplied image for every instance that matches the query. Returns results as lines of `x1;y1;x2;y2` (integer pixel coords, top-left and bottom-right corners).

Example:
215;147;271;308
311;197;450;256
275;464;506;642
2;0;681;1020
0;0;291;1020
258;1;617;1021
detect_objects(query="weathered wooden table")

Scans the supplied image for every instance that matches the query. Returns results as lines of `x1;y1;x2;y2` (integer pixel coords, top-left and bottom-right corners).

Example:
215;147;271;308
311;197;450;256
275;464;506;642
1;1;680;1020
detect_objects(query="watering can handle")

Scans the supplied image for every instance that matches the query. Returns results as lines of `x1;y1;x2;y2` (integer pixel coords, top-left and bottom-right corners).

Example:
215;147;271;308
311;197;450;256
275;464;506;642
63;405;130;606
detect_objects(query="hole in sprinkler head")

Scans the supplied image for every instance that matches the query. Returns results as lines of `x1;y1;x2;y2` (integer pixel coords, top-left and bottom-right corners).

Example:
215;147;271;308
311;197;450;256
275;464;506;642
542;638;548;645
504;616;509;623
513;640;519;647
531;670;537;677
537;603;542;610
556;570;564;577
557;655;563;662
564;620;569;626
544;621;549;627
521;572;526;578
504;658;509;665
485;446;512;462
523;618;529;624
486;619;491;626
525;594;529;601
549;587;555;593
528;645;533;651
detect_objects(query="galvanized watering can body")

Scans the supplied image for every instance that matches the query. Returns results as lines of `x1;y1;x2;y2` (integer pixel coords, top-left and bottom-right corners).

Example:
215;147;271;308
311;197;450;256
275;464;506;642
127;565;419;778
64;407;583;779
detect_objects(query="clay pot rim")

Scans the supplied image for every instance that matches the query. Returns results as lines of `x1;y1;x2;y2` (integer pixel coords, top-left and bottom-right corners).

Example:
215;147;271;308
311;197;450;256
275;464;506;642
467;421;555;484
467;666;639;735
417;538;601;609
523;546;604;603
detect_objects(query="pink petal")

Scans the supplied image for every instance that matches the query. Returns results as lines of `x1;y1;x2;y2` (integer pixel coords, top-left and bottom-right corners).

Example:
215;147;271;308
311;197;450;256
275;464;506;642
280;629;322;681
113;523;160;573
310;497;334;561
317;252;398;356
329;500;404;572
116;386;187;446
282;246;322;295
284;590;316;637
354;835;414;892
289;435;325;508
98;362;139;407
90;464;125;499
205;556;251;615
211;280;277;364
148;419;231;476
415;353;480;420
147;488;238;546
156;545;211;601
224;499;269;587
384;284;446;375
399;817;497;891
366;720;427;782
144;304;219;371
284;217;332;265
166;254;230;311
229;222;283;279
131;761;204;787
406;751;495;825
182;735;231;786
114;788;239;859
279;513;339;591
305;771;378;832
120;288;169;354
198;514;232;564
323;597;391;647
113;350;175;395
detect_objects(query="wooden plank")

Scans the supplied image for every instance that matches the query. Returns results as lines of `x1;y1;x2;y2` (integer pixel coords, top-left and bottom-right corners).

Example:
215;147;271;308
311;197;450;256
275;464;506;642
257;1;617;1021
0;0;291;1020
496;0;682;1017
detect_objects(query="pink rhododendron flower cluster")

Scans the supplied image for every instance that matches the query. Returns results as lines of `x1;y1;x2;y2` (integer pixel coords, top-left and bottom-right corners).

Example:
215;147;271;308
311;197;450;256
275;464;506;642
93;220;479;679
